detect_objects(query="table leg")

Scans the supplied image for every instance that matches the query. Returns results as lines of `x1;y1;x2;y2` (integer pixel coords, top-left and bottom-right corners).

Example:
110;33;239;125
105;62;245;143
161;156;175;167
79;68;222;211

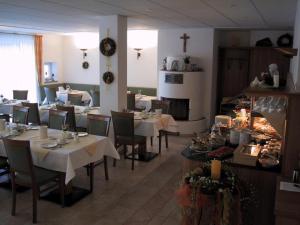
59;172;65;208
89;163;94;192
103;156;109;180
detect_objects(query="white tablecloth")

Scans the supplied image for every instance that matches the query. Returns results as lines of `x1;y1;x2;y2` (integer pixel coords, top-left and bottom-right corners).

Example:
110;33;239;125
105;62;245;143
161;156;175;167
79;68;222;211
134;113;178;137
39;105;101;128
135;95;157;111
0;128;119;184
0;100;27;114
56;90;93;107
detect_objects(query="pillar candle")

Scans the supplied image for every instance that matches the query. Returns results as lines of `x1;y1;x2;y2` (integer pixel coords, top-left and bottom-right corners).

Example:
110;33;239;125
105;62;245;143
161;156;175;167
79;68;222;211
211;159;221;180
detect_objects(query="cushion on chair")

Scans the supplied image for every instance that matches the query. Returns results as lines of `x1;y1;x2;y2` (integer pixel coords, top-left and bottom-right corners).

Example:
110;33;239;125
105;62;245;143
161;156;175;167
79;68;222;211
15;166;59;186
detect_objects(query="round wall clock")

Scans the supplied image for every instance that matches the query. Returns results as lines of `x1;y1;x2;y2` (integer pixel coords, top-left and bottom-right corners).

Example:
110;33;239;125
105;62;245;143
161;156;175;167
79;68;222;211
100;38;116;56
102;71;114;84
82;61;89;69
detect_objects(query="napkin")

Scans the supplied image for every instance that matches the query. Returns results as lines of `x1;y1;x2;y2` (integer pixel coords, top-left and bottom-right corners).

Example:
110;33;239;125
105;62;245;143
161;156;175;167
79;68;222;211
85;142;98;156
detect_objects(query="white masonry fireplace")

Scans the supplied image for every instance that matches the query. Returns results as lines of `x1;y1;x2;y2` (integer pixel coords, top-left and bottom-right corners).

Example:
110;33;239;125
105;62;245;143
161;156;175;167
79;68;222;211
158;70;207;134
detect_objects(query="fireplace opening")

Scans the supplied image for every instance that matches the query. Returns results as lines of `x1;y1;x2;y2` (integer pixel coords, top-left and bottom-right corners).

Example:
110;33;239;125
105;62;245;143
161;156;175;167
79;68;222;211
162;97;189;120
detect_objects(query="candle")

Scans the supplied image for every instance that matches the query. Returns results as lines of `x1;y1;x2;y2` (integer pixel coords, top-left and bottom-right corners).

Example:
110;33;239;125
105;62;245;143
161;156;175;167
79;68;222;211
211;159;221;180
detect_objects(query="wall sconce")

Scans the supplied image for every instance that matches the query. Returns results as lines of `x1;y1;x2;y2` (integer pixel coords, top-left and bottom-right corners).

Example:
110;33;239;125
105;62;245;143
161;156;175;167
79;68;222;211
80;48;87;59
134;48;142;59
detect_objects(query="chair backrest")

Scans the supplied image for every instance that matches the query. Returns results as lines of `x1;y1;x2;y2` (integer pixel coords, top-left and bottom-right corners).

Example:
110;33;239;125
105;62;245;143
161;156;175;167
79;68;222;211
56;105;76;131
48;109;67;130
127;93;135;111
12;106;29;124
68;94;82;106
90;90;100;107
3;139;34;179
87;114;111;136
13;90;28;100
111;111;134;138
0;114;10;122
44;87;57;104
22;102;41;125
151;99;170;114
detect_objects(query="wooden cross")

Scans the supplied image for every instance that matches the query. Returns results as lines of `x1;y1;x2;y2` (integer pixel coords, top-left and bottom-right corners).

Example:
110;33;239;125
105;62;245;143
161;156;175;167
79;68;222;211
180;33;190;53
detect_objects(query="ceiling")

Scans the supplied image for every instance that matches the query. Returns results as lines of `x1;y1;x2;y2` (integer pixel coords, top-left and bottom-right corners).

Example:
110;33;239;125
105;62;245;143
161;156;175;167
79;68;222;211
0;0;297;34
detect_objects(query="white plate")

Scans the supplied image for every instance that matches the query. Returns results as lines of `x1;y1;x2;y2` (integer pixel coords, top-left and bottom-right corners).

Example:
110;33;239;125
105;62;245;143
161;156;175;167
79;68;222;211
57;139;71;145
78;132;88;137
29;126;39;130
41;142;58;149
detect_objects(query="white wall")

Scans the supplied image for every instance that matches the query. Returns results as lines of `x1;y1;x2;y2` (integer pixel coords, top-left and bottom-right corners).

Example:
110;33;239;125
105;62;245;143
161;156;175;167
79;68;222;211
157;28;215;125
290;0;300;90
45;33;157;88
43;34;64;83
127;46;157;88
62;35;99;84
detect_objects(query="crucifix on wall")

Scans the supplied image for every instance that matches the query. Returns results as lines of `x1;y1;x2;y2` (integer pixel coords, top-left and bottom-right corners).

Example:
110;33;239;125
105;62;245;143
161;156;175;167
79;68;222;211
180;33;190;53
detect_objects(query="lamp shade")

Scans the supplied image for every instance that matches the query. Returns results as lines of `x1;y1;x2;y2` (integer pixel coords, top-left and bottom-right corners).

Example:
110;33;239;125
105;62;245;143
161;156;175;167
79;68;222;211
128;30;157;49
73;32;98;49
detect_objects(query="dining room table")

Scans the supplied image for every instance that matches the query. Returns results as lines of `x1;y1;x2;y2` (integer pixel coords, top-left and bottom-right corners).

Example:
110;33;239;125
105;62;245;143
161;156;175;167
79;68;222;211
131;111;178;161
135;94;157;111
0;99;29;114
56;89;93;107
39;104;100;128
0;124;120;206
134;111;178;137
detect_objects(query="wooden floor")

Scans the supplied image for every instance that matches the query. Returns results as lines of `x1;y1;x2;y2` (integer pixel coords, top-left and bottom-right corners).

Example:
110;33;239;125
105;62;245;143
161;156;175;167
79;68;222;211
0;136;190;225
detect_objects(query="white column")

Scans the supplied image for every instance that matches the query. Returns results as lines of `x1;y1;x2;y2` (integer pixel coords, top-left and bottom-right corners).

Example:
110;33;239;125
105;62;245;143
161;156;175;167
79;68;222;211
99;15;127;115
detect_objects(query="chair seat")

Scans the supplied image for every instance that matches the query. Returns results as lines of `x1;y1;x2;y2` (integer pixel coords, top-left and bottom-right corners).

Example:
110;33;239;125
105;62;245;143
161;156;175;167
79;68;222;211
0;157;8;168
16;167;59;186
116;135;146;145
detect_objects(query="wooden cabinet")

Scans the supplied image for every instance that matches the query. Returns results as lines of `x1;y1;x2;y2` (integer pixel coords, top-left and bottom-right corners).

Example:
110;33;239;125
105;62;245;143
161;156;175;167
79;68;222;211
249;48;290;85
218;47;250;101
217;47;292;111
275;177;300;225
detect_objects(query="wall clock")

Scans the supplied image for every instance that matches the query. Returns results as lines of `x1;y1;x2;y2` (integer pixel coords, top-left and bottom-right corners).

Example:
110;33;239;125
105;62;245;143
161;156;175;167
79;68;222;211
82;61;89;69
100;38;116;56
102;71;114;84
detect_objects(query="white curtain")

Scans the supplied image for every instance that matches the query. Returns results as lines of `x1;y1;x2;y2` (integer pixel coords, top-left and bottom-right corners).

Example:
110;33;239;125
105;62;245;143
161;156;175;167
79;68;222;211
0;33;38;102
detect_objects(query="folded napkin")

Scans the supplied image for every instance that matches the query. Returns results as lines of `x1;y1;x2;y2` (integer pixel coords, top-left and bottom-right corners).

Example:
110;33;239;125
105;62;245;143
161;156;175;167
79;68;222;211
85;142;98;156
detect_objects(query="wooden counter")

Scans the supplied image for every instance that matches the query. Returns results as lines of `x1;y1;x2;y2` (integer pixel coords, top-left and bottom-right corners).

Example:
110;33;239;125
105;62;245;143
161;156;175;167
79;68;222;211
275;177;300;225
182;155;278;225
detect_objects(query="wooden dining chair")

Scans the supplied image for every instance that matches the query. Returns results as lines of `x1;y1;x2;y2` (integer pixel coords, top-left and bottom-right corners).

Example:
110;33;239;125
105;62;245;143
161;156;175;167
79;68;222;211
68;94;82;106
44;87;57;104
86;114;111;180
48;109;67;130
22;102;41;125
150;99;171;153
12;105;29;125
127;93;136;111
0;156;9;177
111;111;146;170
3;138;64;223
0;114;10;122
56;105;77;132
13;90;28;100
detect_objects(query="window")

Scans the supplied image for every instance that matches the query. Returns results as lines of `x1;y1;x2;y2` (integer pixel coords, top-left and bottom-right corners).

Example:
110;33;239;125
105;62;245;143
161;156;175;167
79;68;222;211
0;33;37;102
44;62;57;82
